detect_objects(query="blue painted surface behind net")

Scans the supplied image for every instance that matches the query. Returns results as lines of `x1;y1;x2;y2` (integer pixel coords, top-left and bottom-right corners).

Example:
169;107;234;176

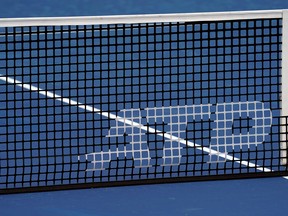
0;0;287;18
1;177;288;216
0;1;288;216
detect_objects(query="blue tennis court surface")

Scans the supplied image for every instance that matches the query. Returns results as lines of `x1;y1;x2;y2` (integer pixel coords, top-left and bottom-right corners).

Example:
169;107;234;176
0;177;287;216
1;1;288;215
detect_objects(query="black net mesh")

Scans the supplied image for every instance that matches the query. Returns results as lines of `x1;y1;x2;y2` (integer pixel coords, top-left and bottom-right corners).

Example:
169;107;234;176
0;18;287;193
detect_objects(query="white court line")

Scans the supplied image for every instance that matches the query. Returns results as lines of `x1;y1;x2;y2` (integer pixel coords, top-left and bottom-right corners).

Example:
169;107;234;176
0;75;272;172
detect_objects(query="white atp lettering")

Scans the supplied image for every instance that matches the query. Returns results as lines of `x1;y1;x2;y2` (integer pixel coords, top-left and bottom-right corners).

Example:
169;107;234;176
106;109;151;168
209;101;272;162
145;104;211;166
80;101;272;171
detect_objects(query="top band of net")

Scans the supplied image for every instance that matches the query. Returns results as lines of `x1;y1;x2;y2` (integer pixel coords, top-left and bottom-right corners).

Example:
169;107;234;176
0;10;288;194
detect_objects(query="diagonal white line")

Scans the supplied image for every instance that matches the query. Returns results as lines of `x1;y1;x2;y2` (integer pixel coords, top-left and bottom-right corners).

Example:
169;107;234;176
0;75;272;172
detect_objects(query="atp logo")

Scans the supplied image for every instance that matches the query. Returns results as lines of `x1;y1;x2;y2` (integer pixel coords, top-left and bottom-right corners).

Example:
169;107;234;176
79;101;272;171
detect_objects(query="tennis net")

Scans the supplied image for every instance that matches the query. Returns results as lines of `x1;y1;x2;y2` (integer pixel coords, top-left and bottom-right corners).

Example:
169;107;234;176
0;10;288;194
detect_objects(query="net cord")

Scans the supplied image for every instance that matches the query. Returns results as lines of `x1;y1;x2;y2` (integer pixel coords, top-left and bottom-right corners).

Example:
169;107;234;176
0;10;283;27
